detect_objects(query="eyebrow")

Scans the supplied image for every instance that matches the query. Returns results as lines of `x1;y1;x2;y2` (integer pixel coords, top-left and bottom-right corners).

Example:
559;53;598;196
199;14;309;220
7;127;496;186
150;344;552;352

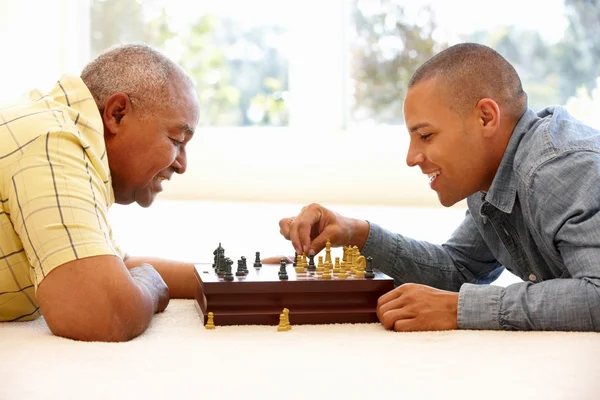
178;123;195;137
407;122;432;133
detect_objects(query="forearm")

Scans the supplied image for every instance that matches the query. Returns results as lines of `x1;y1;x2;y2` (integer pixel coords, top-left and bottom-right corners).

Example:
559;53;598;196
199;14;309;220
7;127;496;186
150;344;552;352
361;223;486;290
459;278;600;331
124;256;197;299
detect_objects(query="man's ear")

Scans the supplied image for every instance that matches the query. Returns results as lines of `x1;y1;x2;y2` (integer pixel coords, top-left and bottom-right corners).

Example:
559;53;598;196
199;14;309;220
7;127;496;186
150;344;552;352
102;93;132;134
476;98;500;138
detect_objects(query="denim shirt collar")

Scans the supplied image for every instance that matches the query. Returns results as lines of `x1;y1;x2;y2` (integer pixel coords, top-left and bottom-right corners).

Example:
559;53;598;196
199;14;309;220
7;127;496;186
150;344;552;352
481;108;539;214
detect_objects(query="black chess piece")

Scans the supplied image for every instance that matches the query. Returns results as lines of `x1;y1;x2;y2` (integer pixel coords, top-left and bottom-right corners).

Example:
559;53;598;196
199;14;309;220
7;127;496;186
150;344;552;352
216;248;226;277
241;256;248;274
308;254;316;271
213;242;224;269
253;251;262;268
365;256;375;279
292;252;298;268
278;258;289;280
224;258;234;281
236;259;245;276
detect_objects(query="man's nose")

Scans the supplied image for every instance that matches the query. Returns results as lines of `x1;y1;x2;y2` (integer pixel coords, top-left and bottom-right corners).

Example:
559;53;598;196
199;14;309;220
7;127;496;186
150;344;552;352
406;147;425;167
173;150;187;174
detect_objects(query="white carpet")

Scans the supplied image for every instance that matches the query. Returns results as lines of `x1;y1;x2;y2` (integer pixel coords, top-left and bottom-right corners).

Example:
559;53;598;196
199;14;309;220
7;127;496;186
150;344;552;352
2;299;599;400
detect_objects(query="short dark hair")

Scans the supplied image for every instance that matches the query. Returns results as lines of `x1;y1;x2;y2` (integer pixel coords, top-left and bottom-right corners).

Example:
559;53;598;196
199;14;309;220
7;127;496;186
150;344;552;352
408;43;527;121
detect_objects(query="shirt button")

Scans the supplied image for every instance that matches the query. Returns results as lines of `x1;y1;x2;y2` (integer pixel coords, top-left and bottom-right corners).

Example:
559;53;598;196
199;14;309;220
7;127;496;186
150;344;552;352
529;273;537;282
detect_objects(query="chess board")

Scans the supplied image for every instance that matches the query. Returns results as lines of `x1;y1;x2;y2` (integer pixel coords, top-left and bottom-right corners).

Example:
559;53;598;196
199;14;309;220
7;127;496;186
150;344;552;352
193;262;395;326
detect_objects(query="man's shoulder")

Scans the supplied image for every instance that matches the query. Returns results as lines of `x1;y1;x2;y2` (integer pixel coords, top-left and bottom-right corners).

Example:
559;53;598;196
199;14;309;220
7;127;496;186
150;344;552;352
514;107;600;178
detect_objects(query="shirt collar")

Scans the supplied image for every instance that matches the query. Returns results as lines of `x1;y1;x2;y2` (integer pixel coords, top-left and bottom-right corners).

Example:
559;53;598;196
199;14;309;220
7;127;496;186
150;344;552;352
482;108;540;213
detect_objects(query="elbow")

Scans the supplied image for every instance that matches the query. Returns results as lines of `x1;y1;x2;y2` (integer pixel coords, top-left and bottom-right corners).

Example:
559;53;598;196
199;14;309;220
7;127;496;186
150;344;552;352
43;297;154;342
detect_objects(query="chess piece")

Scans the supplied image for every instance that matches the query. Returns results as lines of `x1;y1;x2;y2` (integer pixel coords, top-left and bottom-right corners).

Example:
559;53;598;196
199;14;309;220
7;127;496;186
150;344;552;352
241;256;249;274
277;313;290;331
205;312;216;329
216;247;226;276
295;252;304;273
283;308;291;330
365;256;375;279
254;251;262;268
325;238;332;265
333;256;341;274
224;258;234;281
212;243;222;269
308;254;316;271
278;258;289;280
356;255;366;270
316;255;324;272
236;259;245;276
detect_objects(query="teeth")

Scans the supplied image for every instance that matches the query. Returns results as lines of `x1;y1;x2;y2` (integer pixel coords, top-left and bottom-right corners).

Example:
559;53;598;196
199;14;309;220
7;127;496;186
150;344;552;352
428;171;440;183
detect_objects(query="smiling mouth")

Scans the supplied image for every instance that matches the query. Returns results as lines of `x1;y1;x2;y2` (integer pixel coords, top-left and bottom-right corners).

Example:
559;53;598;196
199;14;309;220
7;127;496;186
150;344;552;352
428;171;440;183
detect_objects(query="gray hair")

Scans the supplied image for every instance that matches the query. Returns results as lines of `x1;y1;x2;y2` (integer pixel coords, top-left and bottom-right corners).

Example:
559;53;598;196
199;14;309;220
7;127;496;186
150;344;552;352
81;43;195;115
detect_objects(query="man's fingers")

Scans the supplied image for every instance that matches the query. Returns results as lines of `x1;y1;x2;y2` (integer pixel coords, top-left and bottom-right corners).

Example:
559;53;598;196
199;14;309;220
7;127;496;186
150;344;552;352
377;286;403;309
278;218;293;240
376;294;405;322
393;318;419;332
379;308;414;330
310;232;331;255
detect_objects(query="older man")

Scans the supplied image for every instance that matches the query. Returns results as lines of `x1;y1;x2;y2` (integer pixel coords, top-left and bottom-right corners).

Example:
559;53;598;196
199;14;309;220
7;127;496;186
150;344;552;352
273;43;600;332
0;43;200;341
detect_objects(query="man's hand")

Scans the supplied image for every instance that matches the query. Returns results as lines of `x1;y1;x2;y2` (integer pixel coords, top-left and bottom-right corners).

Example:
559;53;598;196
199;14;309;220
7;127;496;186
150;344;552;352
277;203;370;256
129;263;170;313
376;283;458;332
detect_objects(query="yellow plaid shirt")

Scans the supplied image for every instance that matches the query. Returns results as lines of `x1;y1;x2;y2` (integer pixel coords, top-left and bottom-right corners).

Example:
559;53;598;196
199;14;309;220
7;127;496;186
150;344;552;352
0;75;124;322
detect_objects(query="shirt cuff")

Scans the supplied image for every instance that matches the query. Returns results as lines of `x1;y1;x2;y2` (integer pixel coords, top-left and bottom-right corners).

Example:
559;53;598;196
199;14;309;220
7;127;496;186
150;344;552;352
361;222;396;263
458;283;504;330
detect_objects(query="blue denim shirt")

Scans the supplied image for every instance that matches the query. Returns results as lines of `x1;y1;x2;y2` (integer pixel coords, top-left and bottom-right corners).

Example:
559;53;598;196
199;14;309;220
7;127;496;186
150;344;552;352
362;106;600;331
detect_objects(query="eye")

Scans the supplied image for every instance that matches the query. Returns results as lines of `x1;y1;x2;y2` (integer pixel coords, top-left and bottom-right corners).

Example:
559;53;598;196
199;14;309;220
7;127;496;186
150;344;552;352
419;133;433;141
169;137;184;146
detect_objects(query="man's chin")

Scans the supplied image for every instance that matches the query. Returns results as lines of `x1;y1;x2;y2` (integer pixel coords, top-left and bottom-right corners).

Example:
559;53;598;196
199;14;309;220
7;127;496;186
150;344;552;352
437;193;458;208
133;189;157;208
135;197;156;208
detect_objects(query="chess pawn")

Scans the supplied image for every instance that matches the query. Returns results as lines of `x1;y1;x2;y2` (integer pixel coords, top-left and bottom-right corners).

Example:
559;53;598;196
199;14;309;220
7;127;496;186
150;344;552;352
365;256;375;279
241;256;248;273
278;258;289;280
205;312;216;329
282;308;291;331
333;257;341;274
277;313;290;331
308;254;316;271
254;251;262;268
223;258;234;281
316;255;324;272
236;259;245;276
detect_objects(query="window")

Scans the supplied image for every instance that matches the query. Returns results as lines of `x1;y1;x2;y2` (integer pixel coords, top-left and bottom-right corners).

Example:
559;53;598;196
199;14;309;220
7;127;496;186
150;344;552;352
91;0;290;127
349;0;600;127
1;0;598;205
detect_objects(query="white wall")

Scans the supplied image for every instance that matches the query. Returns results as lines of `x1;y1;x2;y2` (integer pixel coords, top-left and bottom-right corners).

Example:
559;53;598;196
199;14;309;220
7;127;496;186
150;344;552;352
162;126;460;208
